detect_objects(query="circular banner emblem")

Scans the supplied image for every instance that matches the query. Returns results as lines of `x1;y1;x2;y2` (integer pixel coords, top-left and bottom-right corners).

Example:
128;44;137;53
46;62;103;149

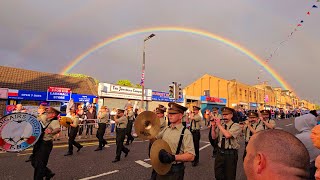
0;113;42;153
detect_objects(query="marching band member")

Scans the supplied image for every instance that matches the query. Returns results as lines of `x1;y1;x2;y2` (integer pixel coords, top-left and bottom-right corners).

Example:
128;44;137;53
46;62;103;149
32;107;61;180
125;105;135;145
211;107;241;180
242;111;264;159
190;106;202;167
64;110;83;156
154;102;195;179
94;106;109;151
112;109;130;163
209;107;222;158
26;105;47;162
260;110;276;129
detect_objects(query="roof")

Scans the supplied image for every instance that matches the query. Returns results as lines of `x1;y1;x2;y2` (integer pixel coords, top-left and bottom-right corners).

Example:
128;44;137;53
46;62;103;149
0;66;98;96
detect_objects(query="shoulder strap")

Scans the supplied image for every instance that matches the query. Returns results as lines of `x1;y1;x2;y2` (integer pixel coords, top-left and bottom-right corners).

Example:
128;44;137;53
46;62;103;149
175;127;186;155
227;123;235;149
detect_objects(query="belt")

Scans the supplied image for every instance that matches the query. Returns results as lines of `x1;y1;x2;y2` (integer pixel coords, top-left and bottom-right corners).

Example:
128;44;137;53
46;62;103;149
217;148;238;155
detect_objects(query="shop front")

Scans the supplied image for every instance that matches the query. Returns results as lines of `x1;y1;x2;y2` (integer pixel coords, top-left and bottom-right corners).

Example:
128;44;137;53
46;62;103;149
98;83;152;110
200;96;227;114
249;102;258;110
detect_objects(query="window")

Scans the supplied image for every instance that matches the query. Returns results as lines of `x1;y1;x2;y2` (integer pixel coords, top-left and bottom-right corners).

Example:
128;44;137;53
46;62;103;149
249;91;252;99
239;89;242;96
204;90;210;96
244;90;247;97
254;92;256;100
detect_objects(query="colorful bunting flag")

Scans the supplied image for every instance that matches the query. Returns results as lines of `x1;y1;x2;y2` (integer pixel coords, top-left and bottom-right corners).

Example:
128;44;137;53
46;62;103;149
312;5;318;8
307;11;311;15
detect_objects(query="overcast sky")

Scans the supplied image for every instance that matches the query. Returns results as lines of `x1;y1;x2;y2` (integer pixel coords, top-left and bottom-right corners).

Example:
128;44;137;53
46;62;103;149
0;0;319;103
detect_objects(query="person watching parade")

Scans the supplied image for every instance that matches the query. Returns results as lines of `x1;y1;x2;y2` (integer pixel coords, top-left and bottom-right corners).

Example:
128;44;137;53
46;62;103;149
154;102;195;179
244;129;310;180
211;107;241;180
64;110;83;156
260;110;276;129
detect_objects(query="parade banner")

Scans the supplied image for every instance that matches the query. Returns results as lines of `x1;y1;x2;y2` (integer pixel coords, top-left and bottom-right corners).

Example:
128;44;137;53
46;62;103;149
98;83;152;100
47;87;71;102
152;91;183;103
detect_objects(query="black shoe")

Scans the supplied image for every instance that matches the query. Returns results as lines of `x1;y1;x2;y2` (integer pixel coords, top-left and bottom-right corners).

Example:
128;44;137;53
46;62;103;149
112;158;120;163
45;173;55;180
25;158;32;162
130;139;134;144
192;161;199;167
77;145;83;152
102;141;108;147
64;152;73;156
94;148;102;151
125;149;130;157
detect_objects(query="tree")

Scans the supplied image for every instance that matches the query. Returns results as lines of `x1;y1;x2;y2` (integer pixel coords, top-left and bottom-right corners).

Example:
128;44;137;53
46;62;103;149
116;80;142;88
65;73;99;84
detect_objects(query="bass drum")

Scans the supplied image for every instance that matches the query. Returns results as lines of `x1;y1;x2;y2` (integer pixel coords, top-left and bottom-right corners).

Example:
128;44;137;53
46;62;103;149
0;113;42;153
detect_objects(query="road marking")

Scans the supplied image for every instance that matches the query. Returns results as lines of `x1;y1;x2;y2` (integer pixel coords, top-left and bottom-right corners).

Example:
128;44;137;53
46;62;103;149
79;170;119;180
199;144;211;151
275;127;283;130
285;123;293;127
200;140;210;144
135;160;152;168
144;158;150;161
17;152;32;156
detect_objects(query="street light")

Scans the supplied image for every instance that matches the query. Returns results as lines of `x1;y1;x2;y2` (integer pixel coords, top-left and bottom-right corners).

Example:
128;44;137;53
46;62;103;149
141;33;156;110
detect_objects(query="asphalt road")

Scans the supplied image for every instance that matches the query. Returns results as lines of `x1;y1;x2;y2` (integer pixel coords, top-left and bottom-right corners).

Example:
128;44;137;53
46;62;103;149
0;118;297;180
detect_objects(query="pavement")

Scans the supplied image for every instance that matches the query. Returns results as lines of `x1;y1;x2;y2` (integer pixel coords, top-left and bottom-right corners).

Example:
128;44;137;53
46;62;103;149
0;118;297;180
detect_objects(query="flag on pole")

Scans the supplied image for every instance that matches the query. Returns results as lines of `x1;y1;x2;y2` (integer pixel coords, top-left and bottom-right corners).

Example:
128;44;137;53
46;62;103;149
140;71;145;86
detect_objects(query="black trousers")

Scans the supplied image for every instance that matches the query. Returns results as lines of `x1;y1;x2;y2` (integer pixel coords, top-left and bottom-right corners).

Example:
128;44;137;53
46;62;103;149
116;128;129;159
126;120;134;144
86;124;93;135
96;123;107;148
32;140;53;180
156;163;185;180
191;130;200;162
214;149;238;180
68;126;82;153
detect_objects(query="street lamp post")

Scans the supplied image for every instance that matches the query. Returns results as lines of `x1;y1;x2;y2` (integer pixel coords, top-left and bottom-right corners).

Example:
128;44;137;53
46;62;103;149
141;33;155;110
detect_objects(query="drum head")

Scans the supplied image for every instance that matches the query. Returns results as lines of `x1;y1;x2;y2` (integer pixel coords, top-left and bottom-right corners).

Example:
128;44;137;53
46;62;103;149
0;113;42;153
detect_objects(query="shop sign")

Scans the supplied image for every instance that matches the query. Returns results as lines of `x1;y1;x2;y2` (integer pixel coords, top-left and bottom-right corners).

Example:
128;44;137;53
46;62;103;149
98;83;152;100
8;89;47;101
71;94;97;103
47;87;71;102
200;96;227;105
0;88;8;99
152;91;183;103
250;103;257;107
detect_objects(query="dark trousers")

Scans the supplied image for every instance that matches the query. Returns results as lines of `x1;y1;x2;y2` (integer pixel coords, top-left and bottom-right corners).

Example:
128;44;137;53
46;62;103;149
116;128;129;159
191;130;200;162
78;125;84;135
32;140;53;180
156;163;185;180
214;149;238;180
68;126;82;153
309;161;316;180
96;123;107;148
86;124;93;135
126;120;134;144
243;142;248;160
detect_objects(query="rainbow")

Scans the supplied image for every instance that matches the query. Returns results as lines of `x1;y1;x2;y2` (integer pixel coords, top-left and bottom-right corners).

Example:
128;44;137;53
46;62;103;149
60;26;294;93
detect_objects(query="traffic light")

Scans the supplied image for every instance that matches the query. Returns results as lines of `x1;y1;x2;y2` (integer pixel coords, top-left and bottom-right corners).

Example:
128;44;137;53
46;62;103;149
169;83;176;99
178;84;182;99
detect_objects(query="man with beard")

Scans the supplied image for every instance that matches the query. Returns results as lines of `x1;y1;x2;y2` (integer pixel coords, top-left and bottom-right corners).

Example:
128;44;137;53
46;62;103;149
244;129;309;180
112;108;130;163
211;107;241;180
32;107;61;180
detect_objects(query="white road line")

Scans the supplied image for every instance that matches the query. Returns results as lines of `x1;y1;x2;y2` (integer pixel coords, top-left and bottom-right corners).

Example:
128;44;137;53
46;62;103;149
135;160;152;168
275;127;283;130
79;170;119;180
17;152;32;156
200;140;210;144
285;123;293;127
199;144;211;151
144;158;150;161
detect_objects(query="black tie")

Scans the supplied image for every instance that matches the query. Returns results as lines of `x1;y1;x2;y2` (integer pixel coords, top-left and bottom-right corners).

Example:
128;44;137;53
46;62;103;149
221;124;227;150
